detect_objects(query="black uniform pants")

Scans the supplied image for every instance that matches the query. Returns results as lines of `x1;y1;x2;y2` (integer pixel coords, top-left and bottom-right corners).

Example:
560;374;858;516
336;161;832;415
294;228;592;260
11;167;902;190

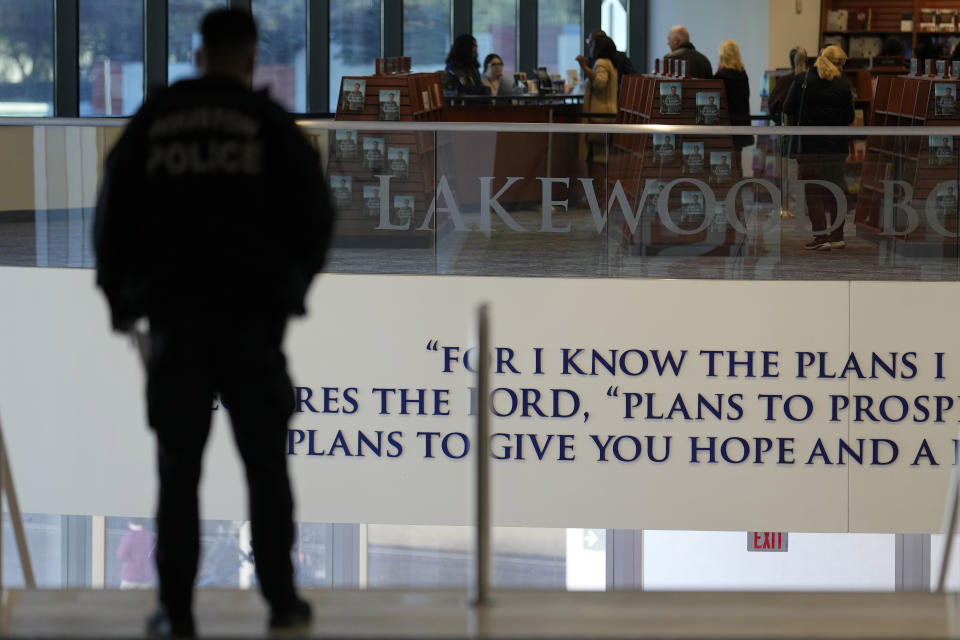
145;316;297;618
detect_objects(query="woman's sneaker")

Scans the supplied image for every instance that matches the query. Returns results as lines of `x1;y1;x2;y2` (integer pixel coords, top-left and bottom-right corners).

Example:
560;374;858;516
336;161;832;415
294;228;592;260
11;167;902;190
830;240;846;249
804;238;831;251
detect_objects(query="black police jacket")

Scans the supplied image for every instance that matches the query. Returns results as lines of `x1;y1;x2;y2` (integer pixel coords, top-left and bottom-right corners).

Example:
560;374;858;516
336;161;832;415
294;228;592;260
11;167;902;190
94;76;334;330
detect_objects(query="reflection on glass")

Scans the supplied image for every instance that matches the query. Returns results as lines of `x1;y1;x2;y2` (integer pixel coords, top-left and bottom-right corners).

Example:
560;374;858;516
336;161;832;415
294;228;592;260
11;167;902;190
0;124;957;281
3;513;67;588
404;0;451;74
330;0;381;113
473;0;517;78
252;0;306;112
79;0;144;116
537;0;579;77
0;0;54;116
167;0;226;85
600;0;628;54
366;525;567;588
106;516;157;588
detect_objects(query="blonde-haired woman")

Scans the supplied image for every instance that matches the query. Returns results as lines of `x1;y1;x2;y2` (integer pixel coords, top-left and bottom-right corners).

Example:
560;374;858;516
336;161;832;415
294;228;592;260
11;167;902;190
714;39;752;151
783;45;854;250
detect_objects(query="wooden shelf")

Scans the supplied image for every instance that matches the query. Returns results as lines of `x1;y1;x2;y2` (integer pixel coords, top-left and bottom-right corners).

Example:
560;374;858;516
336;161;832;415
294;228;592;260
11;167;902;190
610;70;745;256
855;72;960;241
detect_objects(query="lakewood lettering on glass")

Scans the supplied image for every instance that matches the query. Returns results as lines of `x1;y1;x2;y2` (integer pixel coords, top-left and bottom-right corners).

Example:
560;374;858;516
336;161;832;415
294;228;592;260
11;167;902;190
348;174;960;239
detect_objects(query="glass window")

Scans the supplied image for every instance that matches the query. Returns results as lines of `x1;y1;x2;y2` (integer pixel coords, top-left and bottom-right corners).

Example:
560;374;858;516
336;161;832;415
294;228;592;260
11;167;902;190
537;0;579;78
474;0;516;79
366;525;569;589
330;0;381;113
643;532;897;591
167;0;226;85
79;0;144;116
0;0;54;116
404;0;451;75
600;0;628;54
252;0;306;112
3;513;65;588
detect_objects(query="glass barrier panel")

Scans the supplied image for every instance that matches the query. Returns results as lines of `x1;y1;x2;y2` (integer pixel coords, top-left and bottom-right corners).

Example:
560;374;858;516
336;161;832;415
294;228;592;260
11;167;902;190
321;127;439;273
2;123;960;281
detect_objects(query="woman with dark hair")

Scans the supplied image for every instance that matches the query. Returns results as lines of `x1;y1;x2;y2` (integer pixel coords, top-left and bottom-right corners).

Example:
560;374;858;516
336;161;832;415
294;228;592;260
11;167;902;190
576;34;619;169
481;53;512;96
444;34;490;96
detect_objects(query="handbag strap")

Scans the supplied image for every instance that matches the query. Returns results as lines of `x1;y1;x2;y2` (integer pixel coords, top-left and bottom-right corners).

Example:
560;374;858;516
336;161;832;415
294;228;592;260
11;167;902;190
796;69;810;126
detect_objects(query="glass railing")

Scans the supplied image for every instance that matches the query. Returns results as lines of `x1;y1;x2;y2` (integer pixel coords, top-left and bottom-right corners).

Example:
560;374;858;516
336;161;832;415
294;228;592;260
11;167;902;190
1;120;959;280
2;119;960;594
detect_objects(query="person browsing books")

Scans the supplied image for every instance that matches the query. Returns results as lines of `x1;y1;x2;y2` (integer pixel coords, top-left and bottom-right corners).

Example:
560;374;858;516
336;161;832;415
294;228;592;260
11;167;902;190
783;45;854;251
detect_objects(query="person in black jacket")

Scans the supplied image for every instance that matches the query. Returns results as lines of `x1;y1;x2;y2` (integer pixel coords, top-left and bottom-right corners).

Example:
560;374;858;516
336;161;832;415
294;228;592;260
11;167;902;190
664;25;713;79
94;8;332;636
714;39;752;152
767;46;808;125
444;34;490;97
585;29;636;88
783;45;855;251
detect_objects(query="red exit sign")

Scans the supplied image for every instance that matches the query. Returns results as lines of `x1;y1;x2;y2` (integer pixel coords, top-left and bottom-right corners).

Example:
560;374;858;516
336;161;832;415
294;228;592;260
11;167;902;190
747;532;788;552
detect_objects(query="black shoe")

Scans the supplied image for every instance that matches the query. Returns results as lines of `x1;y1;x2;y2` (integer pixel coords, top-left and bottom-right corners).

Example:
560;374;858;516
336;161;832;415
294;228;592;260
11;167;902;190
146;608;196;638
804;238;830;251
269;598;312;631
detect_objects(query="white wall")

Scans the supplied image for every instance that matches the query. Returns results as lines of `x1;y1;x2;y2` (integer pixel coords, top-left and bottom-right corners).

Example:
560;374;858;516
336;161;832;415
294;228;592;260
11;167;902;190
644;532;897;591
768;0;822;69
647;0;770;115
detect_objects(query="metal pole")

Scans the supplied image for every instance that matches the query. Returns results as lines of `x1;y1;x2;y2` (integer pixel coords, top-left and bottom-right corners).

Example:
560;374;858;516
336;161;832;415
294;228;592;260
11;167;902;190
0;414;35;588
938;474;960;592
470;303;491;606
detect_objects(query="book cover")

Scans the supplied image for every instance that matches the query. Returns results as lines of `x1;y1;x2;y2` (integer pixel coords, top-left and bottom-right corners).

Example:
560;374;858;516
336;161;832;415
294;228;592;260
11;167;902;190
709;151;732;184
935;83;957;115
936;185;958;218
849;9;870;30
341;79;366;112
362;185;382;217
331;176;352;208
334;130;359;161
695;92;721;124
388;146;409;179
929;135;954;166
393;195;415;225
362;137;385;170
652;133;676;162
659;82;682;114
682;141;705;174
826;9;848;31
641;180;666;217
378;89;401;121
680;191;705;219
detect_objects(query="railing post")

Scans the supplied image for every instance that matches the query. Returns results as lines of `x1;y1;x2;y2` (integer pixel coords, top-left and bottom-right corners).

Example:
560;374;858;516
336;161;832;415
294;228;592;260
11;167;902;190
0;412;36;589
469;303;491;607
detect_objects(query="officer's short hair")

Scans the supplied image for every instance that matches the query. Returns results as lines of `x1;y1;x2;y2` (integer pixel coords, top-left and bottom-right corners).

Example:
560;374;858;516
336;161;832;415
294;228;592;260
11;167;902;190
201;9;258;56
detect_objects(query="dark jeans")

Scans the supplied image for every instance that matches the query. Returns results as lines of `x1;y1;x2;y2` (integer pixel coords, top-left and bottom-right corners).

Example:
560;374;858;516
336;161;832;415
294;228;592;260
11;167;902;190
797;154;847;242
146;315;297;619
